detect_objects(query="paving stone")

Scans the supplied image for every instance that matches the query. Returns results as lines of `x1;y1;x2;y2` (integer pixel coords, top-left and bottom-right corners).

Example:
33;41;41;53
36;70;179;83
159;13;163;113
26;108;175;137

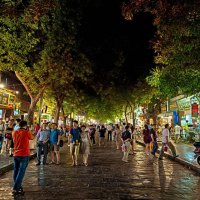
0;141;200;199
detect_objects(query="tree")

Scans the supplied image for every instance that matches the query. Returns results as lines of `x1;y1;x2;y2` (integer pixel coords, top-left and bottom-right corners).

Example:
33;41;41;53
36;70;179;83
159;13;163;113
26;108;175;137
0;0;56;124
123;0;200;97
0;0;84;125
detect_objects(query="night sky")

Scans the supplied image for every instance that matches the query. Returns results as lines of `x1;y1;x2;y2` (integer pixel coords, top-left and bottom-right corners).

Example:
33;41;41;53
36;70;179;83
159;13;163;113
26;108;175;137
2;0;156;97
79;0;156;85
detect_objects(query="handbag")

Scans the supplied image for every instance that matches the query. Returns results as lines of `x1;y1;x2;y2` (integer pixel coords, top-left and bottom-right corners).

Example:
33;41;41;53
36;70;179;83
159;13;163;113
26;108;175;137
164;145;168;152
121;143;126;152
5;133;12;139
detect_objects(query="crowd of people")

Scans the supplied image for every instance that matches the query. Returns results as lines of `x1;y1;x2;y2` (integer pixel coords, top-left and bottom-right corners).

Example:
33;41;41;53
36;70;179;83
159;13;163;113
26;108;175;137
0;117;182;196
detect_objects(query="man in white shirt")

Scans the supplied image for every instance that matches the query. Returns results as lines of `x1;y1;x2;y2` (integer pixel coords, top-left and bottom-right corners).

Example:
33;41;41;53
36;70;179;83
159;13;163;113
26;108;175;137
174;123;181;143
159;124;178;160
107;124;113;141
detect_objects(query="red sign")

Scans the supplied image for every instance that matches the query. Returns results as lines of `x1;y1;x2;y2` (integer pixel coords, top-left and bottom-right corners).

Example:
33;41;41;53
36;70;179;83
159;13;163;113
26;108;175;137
191;103;198;117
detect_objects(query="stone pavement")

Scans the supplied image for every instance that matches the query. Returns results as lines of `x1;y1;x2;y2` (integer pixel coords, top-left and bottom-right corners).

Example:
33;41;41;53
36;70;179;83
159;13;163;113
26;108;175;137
0;141;200;200
0;150;36;175
136;137;200;173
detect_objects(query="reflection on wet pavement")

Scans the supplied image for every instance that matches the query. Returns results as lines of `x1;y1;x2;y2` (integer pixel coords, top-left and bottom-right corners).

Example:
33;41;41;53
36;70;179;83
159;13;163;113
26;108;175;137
0;142;200;199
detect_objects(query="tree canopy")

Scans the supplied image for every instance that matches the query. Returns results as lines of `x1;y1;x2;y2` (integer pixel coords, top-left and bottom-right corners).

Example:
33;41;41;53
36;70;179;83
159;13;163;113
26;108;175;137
123;0;200;97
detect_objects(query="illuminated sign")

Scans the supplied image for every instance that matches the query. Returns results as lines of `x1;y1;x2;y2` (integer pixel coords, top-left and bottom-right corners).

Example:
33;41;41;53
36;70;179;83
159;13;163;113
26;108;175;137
0;89;16;108
177;97;191;110
191;103;198;117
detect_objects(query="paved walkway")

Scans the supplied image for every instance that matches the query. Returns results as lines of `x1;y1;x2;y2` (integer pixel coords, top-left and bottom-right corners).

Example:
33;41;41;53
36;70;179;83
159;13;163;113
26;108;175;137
0;141;200;199
0;150;36;176
136;137;200;172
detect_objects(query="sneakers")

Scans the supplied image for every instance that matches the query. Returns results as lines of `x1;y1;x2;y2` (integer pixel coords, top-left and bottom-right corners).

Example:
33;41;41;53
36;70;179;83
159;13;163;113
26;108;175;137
12;187;24;196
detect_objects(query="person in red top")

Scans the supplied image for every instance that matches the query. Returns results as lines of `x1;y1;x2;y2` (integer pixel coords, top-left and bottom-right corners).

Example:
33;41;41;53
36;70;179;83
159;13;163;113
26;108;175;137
34;123;41;135
12;120;34;196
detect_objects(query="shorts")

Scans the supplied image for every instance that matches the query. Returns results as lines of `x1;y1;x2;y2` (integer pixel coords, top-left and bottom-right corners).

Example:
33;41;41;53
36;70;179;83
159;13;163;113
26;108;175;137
70;143;80;155
5;133;12;140
49;144;59;151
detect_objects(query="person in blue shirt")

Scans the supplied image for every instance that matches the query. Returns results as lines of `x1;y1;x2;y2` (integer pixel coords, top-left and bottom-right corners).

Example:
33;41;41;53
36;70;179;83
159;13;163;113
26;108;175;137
150;125;158;157
36;123;50;165
68;120;81;166
49;123;61;165
14;119;21;131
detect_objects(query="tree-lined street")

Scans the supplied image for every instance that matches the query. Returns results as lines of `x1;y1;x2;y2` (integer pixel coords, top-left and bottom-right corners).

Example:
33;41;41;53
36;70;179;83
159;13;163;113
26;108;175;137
0;1;200;199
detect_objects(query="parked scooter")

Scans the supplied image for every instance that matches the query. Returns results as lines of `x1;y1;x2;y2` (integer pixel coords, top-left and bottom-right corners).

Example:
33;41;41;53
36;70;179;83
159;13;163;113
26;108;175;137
193;142;200;165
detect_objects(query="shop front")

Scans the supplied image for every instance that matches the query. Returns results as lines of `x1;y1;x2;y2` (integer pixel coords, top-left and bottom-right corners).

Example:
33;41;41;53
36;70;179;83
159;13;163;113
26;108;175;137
177;95;200;141
157;96;182;127
134;106;145;128
0;88;16;120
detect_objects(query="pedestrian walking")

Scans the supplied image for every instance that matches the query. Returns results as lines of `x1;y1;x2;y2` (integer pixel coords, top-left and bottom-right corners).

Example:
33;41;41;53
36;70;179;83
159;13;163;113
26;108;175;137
143;124;152;155
129;126;135;155
121;125;131;162
12;120;34;196
150;125;158;158
107;124;113;141
122;123;126;132
5;120;15;157
49;123;61;165
174;123;181;143
34;123;41;136
80;125;92;166
0;118;6;153
89;125;96;145
99;125;106;147
36;123;50;165
159;124;179;160
14;119;21;131
113;124;122;150
68;120;81;166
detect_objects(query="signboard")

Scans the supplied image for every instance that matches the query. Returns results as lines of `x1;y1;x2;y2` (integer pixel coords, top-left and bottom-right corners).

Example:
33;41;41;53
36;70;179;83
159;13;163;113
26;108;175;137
0;90;16;108
191;103;198;117
1;93;9;105
177;97;191;110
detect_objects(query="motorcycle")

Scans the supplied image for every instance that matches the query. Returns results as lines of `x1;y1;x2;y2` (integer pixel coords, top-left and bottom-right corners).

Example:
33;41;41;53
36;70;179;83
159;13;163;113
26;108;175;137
193;142;200;165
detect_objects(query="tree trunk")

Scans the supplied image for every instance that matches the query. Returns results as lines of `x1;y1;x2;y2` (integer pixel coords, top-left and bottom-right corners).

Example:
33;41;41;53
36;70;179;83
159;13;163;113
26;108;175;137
62;107;67;127
70;113;73;128
124;104;128;124
38;93;44;125
127;101;135;127
54;103;62;124
15;71;46;126
27;99;37;127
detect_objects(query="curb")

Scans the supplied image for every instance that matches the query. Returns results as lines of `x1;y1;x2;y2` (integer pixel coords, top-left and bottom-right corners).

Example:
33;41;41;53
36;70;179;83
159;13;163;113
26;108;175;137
0;153;36;176
136;140;200;174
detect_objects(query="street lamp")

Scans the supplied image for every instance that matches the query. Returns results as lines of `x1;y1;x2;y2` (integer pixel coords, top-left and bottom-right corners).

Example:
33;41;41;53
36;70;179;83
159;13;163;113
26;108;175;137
0;83;5;88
